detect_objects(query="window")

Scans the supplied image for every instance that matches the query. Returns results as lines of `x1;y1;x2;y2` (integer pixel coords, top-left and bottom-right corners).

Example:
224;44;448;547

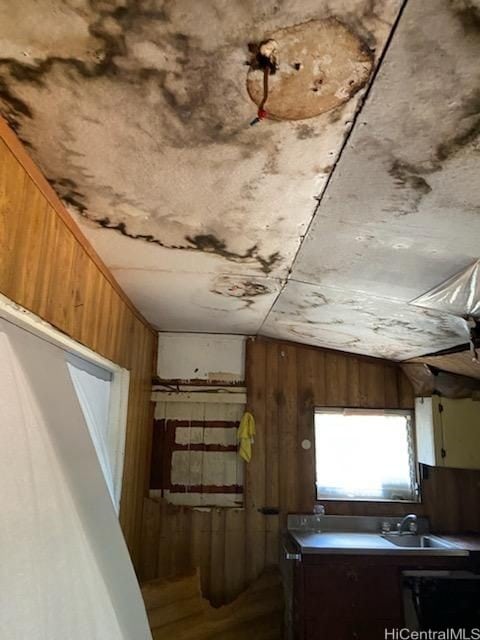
314;408;417;502
67;353;126;510
0;296;129;513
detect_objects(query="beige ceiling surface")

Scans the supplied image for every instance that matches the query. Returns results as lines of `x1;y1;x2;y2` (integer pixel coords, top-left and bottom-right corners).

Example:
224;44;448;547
0;0;478;359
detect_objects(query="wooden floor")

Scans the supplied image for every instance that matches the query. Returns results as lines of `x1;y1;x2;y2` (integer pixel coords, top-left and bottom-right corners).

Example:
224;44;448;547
141;568;284;640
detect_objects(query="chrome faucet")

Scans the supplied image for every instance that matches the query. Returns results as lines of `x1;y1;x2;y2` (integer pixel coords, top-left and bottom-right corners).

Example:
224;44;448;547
398;514;417;535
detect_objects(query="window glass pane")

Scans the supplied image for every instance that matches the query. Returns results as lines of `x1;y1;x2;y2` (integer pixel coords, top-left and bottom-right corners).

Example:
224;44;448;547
67;356;114;504
315;410;415;501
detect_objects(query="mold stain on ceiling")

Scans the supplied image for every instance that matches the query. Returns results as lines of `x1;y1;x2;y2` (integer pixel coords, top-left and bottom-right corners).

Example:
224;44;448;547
0;0;478;359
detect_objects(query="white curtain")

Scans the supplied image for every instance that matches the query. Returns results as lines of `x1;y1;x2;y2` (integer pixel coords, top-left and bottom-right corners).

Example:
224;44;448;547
0;319;151;640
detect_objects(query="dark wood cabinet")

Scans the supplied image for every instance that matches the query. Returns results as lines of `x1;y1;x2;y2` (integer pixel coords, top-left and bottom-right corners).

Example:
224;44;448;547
293;554;468;640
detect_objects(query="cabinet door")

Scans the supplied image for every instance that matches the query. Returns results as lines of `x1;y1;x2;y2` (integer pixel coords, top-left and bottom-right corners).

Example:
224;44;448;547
301;561;402;640
304;563;401;622
350;619;402;640
441;398;480;469
305;618;352;640
416;396;480;469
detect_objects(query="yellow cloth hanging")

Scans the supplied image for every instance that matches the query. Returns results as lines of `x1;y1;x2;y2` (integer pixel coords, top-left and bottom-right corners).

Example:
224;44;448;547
238;411;256;463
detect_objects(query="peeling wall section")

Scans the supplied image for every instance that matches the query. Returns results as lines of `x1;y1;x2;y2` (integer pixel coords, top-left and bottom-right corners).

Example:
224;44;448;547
157;333;246;383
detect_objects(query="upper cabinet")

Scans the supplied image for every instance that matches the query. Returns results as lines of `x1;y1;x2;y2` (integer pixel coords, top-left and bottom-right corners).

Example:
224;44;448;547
415;396;480;470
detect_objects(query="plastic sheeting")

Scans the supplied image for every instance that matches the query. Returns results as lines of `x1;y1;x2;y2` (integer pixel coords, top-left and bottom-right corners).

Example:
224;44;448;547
411;260;480;317
401;362;480;398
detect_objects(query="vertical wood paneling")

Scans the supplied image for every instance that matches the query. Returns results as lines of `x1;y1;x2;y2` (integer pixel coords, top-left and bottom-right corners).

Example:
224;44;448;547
296;347;316;512
264;342;280;565
210;508;227;605
346;355;361;406
245;338;267;584
278;344;298;515
384;365;400;407
141;337;417;607
0;126;157;568
224;509;246;602
422;465;480;533
142;568;283;640
246;337;415;521
141;498;249;606
143;338;480;610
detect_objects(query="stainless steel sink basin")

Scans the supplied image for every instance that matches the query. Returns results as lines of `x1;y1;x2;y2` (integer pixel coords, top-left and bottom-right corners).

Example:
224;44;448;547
382;534;456;549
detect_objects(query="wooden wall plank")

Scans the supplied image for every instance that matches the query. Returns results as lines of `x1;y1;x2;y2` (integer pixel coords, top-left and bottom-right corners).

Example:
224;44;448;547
0;127;157;569
244;338;267;584
346;355;361;406
278;344;298;516
209;508;226;606
296;347;316;513
223;509;246;603
264;341;280;565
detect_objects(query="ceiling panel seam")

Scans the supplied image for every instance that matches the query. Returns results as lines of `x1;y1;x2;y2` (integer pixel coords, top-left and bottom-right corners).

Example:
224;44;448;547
283;277;414;304
257;0;410;337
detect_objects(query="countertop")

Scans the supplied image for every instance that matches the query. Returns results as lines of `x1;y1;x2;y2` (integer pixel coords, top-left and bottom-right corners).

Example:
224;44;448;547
289;530;470;557
439;535;480;552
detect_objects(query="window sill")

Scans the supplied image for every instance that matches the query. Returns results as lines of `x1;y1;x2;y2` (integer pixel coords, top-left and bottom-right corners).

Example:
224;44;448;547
317;497;422;504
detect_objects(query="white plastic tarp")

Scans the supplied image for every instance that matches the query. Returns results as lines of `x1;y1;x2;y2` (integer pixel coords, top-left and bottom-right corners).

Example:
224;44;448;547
411;260;480;318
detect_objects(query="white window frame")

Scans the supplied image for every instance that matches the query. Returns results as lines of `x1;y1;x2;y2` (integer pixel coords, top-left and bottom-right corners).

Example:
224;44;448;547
0;293;130;512
314;407;419;503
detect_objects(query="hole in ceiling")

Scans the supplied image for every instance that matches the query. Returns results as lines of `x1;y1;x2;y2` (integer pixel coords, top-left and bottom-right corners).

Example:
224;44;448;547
246;18;374;121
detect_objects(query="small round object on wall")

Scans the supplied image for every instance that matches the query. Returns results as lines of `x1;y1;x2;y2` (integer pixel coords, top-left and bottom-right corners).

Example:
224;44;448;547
247;18;373;121
301;439;312;450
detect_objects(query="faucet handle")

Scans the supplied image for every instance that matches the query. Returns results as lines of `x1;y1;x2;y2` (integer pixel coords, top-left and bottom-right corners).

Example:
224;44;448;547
381;521;391;533
408;521;418;534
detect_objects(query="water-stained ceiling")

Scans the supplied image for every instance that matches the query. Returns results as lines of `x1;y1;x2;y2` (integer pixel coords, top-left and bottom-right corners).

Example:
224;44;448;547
0;0;479;360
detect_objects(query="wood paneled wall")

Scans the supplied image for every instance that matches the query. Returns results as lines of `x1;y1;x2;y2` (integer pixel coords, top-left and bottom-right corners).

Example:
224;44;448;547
422;465;480;533
245;337;480;538
245;337;417;564
142;568;283;640
140;336;418;604
0;118;157;567
141;337;480;606
141;498;249;607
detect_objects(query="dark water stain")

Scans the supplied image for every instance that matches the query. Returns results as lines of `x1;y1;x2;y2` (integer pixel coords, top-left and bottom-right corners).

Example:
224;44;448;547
240;282;269;297
389;160;432;194
0;0;270;151
384;88;479;216
49;177;89;214
211;278;271;310
185;233;256;261
436;90;480;162
309;292;329;307
341;0;380;51
0;77;33;131
387;159;432;216
296;124;317;140
328;107;344;124
263;143;281;175
372;315;461;343
449;0;480;33
82;220;282;273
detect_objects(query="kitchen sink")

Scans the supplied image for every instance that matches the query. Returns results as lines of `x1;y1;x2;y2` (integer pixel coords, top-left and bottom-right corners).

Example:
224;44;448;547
382;534;457;549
